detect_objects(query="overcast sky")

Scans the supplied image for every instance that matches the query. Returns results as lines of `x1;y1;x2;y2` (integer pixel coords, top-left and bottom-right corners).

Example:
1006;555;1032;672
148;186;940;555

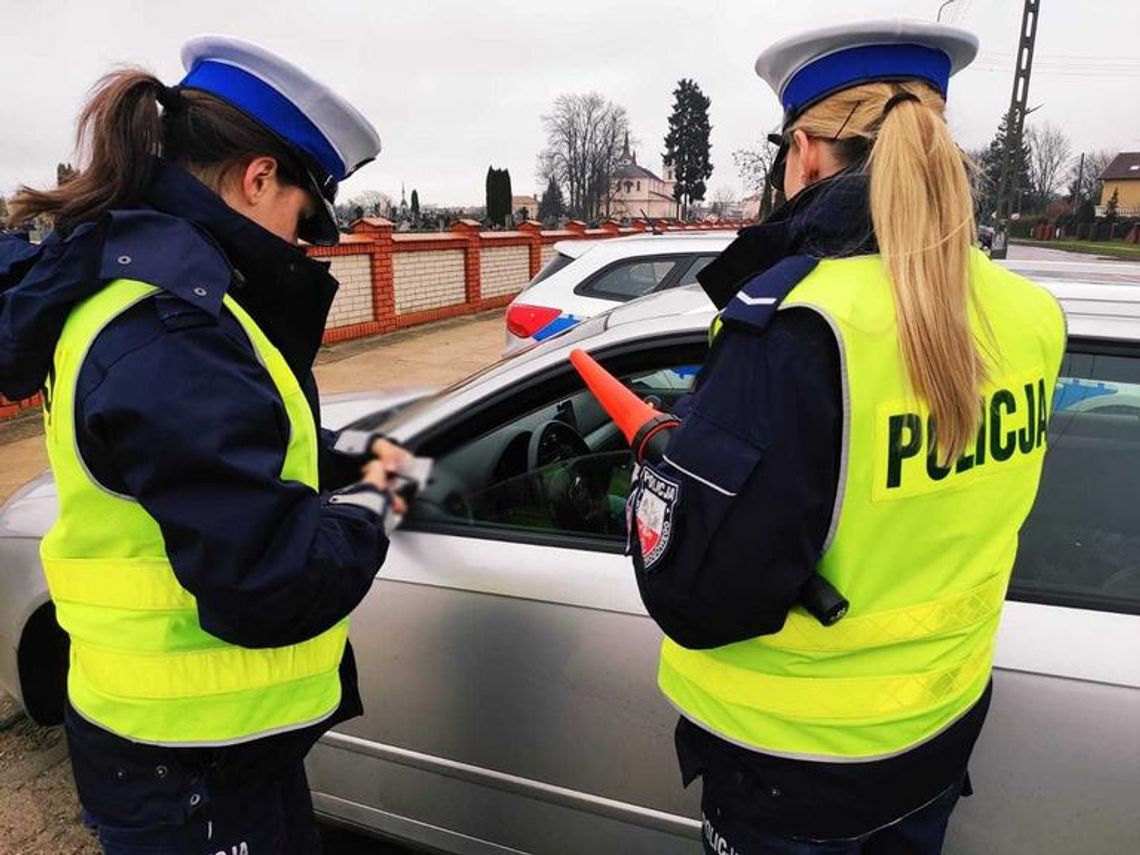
2;0;1138;208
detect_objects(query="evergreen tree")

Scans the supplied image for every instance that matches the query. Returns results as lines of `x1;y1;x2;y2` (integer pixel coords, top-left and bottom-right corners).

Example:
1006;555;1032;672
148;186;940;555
1105;188;1119;224
977;111;1031;220
663;79;713;219
57;162;76;186
0;195;8;228
500;169;513;226
538;175;566;223
485;166;497;225
485;167;514;227
410;189;420;220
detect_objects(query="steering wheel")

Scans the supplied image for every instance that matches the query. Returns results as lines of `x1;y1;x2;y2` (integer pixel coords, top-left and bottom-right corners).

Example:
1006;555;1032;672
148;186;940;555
526;421;609;531
527;420;590;470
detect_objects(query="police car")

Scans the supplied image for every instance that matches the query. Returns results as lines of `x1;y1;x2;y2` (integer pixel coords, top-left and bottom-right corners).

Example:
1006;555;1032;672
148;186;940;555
504;232;732;353
1;269;1138;854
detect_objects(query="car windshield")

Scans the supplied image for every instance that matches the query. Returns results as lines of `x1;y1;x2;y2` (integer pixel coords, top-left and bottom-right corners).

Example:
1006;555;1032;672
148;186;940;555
359;313;613;436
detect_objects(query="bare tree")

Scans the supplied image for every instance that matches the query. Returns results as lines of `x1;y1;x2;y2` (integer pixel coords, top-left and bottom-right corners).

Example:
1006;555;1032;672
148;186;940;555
1067;149;1115;206
710;185;736;218
349;191;394;217
334;190;395;228
539;93;630;221
1026;124;1072;212
732;140;781;219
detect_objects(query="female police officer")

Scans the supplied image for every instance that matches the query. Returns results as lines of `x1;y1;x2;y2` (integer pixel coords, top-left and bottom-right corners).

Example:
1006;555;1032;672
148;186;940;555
0;36;404;852
626;20;1065;854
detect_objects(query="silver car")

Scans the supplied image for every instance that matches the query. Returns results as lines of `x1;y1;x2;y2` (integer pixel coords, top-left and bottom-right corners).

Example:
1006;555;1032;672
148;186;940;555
1;274;1138;854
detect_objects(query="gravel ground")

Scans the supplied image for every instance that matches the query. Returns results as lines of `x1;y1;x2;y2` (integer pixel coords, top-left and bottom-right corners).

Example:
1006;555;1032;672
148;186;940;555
0;700;99;854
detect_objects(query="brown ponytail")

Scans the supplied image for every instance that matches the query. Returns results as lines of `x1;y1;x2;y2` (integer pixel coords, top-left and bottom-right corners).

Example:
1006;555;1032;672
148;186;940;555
9;68;309;232
790;82;984;464
9;70;165;230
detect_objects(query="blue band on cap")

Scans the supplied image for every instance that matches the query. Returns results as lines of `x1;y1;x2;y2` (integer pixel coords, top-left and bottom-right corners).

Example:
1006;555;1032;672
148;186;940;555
180;60;346;181
782;44;951;120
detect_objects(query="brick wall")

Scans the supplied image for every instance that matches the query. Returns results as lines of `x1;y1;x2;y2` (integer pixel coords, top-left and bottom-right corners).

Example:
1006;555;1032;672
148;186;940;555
326;255;374;328
0;217;746;421
393;249;466;314
480;244;531;298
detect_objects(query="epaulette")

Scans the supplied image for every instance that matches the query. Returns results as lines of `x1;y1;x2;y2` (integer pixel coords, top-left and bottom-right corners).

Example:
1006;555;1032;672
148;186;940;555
100;210;230;318
720;255;819;333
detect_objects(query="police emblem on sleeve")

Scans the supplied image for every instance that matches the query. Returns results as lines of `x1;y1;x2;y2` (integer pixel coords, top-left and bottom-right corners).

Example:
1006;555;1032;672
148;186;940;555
635;465;681;570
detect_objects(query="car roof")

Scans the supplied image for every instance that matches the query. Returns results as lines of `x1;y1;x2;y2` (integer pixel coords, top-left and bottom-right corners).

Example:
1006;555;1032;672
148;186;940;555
553;232;733;260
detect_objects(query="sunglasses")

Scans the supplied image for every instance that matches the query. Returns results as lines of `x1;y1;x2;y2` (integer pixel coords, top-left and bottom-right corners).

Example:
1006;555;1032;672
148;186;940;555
766;100;865;197
767;132;790;195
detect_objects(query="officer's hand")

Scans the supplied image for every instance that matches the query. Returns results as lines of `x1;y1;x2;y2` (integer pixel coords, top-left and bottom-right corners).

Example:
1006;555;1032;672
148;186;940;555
370;437;410;473
361;459;408;516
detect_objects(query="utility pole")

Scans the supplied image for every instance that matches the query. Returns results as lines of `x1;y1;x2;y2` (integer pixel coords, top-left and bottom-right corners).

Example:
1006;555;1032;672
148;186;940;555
1074;151;1085;205
996;0;1040;221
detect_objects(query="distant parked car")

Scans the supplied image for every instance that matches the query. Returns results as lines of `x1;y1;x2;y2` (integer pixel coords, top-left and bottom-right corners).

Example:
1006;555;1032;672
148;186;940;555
504;233;732;353
979;224;995;250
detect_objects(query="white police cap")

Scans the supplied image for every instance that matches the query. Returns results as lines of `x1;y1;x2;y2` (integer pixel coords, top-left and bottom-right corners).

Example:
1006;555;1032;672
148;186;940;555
755;18;978;126
179;35;382;244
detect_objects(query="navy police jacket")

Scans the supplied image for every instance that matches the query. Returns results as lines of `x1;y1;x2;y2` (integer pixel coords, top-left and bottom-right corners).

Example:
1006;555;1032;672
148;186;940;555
0;162;387;812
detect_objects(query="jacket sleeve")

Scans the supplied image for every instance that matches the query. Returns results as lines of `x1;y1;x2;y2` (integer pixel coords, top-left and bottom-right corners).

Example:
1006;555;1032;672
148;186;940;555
78;315;390;648
319;427;372;491
630;310;842;649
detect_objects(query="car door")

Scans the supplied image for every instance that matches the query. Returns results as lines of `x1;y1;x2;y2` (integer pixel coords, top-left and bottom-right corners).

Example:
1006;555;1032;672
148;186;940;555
307;339;708;854
948;340;1140;854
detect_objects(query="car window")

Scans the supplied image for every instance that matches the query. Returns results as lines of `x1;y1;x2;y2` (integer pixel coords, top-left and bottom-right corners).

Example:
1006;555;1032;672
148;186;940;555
577;257;682;301
1012;348;1140;615
672;254;718;288
405;356;703;542
524;252;574;289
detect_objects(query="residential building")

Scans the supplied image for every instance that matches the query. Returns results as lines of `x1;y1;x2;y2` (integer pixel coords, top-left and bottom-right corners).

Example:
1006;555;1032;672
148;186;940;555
1098;152;1140;216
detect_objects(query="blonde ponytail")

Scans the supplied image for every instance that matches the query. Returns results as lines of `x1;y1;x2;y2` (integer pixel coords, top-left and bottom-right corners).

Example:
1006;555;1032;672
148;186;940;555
790;82;983;463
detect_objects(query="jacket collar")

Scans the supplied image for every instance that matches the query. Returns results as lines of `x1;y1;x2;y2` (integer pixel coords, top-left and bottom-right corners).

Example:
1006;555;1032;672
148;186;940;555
697;170;877;310
143;160;339;383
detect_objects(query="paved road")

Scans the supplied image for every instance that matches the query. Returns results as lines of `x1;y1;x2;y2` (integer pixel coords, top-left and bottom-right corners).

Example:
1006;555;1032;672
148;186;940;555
1004;243;1140;285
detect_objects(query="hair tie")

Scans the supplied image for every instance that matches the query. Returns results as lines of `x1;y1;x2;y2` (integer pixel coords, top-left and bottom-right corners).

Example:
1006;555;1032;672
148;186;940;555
157;85;184;111
880;91;920;119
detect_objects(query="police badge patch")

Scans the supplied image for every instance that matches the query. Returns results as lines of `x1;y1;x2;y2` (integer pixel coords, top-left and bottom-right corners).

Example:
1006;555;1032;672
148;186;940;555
635;465;681;570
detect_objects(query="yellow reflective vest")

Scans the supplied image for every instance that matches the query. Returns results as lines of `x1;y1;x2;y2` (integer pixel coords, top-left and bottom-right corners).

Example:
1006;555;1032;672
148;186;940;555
660;250;1065;761
40;278;348;746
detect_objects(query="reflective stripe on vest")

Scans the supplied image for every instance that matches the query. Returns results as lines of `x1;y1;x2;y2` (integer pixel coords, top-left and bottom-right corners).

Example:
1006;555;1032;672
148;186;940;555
660;251;1066;761
40;278;346;746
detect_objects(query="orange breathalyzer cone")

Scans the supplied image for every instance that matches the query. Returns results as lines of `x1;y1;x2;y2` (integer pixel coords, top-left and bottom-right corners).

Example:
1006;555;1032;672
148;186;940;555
570;349;678;462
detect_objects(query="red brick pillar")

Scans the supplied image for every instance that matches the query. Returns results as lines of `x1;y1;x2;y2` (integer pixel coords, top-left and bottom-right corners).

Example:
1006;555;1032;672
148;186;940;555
630;220;648;233
451;219;483;305
351;217;396;331
601;220;622;235
564;220;587;236
517;220;544;277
